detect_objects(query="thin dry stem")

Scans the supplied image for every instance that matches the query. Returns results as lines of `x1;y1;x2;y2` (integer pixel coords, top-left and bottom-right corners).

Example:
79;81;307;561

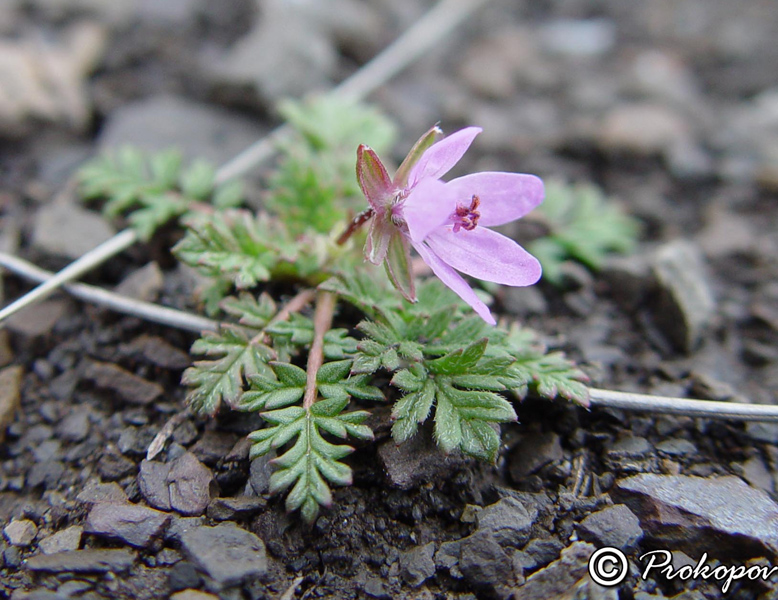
303;290;337;410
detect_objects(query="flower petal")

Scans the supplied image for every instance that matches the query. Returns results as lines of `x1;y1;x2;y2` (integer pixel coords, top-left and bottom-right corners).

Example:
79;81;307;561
402;178;458;243
413;241;496;324
445;172;544;227
356;144;393;214
408;127;482;187
425;227;541;286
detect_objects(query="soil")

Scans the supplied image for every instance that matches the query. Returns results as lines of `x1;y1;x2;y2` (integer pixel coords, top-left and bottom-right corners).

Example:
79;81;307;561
1;1;778;600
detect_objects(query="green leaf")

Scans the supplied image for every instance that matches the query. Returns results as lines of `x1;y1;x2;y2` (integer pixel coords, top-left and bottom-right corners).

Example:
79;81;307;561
528;179;640;285
180;160;216;200
391;379;435;443
427;339;488;375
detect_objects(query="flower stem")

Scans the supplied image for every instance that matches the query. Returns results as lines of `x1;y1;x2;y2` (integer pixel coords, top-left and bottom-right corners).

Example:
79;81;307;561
336;208;374;246
303;290;337;410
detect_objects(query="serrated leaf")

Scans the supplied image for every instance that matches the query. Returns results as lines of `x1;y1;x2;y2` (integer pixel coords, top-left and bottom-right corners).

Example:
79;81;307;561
427;338;488;375
391;379;435;443
180;160;216;200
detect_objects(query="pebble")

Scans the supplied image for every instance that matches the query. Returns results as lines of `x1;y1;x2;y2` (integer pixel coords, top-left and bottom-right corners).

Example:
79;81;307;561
458;532;514;596
538;18;616;58
577;504;643;550
85;502;171;548
514;542;595;599
56;408;91;442
31;201;115;260
614;474;778;557
656;438;697;457
735;456;774;494
3;519;38;546
169;560;203;592
178;522;267;587
6;300;68;338
98;95;265;165
508;431;564;481
138;459;173;510
476;497;537;549
122;335;191;370
599;103;690;156
168;452;214;516
83;360;164;405
76;480;128;505
248;453;274;496
189;431;239;466
114;262;164;302
169;591;220;600
377;432;467;490
207;496;267;521
523;538;564;569
651;240;716;353
0;365;22;444
399;542;436;587
25;548;135;573
38;525;83;554
97;450;136;481
606;435;652;458
26;460;65;489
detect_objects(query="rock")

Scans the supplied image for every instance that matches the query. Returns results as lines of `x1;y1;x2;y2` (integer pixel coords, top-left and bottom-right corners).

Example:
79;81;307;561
114;262;164;302
508;431;564;481
31;202;115;260
248;453;274;496
735;456;774;494
6;300;68;338
614;474;778;558
577;504;643;550
122;335;191;370
169;561;203;592
600;254;652;310
458;532;515;595
26;460;65;489
655;438;697;457
502;286;548;317
118;426;156;456
746;422;778;445
170;591;219;600
538;18;616;57
377;430;467;490
651;240;716;353
25;549;136;573
83;360;164;405
435;539;463;578
476;497;537;549
0;365;22;444
98;95;265;165
696;206;756;259
626;50;700;105
97;450;136;481
3;519;38;546
178;522;267;587
599;103;690;156
0;23;106;137
38;525;83;554
190;431;238;466
168;452;214;516
207;496;267;521
56;408;91;442
399;542;436;587
138;459;172;511
523;538;564;569
76;480;128;505
514;542;595;599
606;436;651;458
85;502;170;548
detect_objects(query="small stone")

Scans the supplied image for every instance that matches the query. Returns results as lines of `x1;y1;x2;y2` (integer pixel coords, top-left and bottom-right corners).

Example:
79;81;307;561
97;450;136;481
3;519;38;546
515;542;595;599
170;591;220;600
39;525;83;554
614;474;778;557
435;539;463;577
378;431;468;490
56;408;90;442
476;497;537;549
138;459;172;511
25;549;135;573
189;431;239;466
26;460;65;489
651;240;716;353
76;480;128;505
56;581;92;598
735;456;774;494
539;18;615;57
599;103;690;156
248;453;274;496
114;262;164;302
600;254;652;310
656;438;697;457
168;452;214;516
509;431;564;481
746;422;778;444
168;561;203;592
83;361;164;405
606;435;651;458
399;542;435;587
6;300;68;338
31;202;115;260
363;576;391;599
179;522;267;587
577;504;643;550
207;496;267;521
458;532;514;595
0;365;23;444
523;538;564;569
3;546;21;568
85;502;170;548
122;335;191;370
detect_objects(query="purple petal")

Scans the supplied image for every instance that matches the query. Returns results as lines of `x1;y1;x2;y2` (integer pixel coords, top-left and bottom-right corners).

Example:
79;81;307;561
356;145;393;214
413;242;496;324
402;178;458;243
408;127;482;187
445;172;544;227
425;227;542;286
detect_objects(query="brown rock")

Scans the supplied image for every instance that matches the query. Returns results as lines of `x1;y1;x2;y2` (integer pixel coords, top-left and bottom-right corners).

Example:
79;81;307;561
0;365;22;443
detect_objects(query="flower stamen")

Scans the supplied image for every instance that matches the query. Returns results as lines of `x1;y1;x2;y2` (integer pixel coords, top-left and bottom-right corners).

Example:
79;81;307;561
452;194;481;233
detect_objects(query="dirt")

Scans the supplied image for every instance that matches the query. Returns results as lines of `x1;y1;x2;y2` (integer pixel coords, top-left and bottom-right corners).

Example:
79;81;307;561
1;1;778;599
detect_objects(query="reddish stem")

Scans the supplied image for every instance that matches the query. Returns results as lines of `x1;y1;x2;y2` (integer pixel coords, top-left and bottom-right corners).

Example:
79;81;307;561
303;290;337;409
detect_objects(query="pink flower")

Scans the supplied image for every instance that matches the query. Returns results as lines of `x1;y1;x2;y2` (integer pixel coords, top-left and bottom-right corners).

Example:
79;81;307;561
356;126;543;325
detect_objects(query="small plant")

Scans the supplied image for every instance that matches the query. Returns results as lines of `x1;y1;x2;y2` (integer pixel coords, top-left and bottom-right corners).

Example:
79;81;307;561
78;98;604;522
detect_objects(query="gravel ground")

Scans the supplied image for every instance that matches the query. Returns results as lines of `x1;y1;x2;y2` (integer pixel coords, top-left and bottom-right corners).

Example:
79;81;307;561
1;1;778;599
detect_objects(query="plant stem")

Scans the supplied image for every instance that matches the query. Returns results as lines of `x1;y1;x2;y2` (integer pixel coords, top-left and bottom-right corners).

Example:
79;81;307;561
303;290;337;410
0;252;218;333
336;208;374;246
